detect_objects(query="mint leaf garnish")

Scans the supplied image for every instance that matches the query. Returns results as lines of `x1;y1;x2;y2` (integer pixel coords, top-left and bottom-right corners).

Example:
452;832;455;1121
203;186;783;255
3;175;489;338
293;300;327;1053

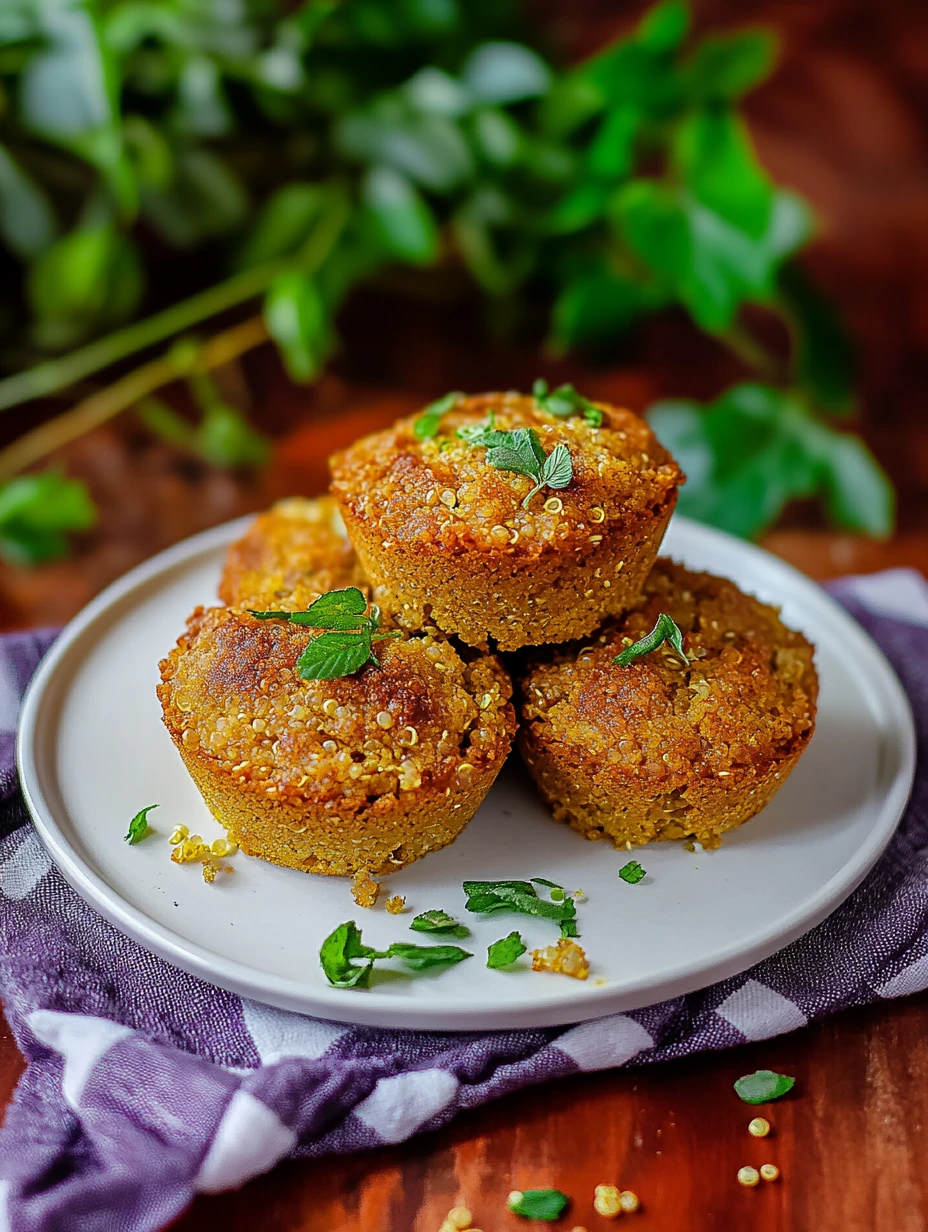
734;1070;796;1104
413;391;462;439
248;587;400;680
463;424;573;509
487;931;527;969
125;804;157;844
319;921;472;988
410;909;470;939
533;377;603;427
613;613;687;668
619;860;646;884
507;1189;570;1221
464;879;579;937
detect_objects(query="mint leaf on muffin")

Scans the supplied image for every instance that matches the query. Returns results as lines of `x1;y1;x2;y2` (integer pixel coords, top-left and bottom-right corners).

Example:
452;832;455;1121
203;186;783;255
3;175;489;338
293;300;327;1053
463;878;579;937
320;921;472;988
464;424;574;509
487;931;527;969
413;390;463;439
124;804;157;844
411;909;470;939
533;378;603;428
613;612;687;668
248;587;401;680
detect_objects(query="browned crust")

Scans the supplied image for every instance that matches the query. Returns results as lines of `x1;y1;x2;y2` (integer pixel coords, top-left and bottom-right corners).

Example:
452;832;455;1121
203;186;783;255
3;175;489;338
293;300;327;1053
158;606;516;875
516;560;818;849
330;393;682;649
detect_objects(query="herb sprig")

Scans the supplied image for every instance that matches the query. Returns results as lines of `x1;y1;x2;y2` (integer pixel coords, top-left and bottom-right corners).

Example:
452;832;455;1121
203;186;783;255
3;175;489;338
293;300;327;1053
463;878;579;937
463;425;573;509
320;921;471;989
249;587;401;680
533;378;603;428
413;391;463;440
613;613;688;668
125;804;157;845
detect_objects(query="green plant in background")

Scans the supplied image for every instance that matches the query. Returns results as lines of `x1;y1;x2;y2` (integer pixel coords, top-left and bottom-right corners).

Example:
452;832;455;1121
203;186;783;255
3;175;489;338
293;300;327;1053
0;0;892;564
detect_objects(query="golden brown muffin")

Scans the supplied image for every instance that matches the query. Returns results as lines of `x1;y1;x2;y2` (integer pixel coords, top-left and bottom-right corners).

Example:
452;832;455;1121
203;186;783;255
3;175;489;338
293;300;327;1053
517;560;818;851
158;607;515;876
219;496;366;612
330;392;682;651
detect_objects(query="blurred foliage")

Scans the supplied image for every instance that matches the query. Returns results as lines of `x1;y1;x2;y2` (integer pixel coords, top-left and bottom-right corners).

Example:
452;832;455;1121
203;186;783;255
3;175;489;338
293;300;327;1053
0;0;892;563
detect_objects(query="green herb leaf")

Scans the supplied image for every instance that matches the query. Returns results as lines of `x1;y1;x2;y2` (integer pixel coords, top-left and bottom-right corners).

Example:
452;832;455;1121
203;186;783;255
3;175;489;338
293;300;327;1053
361;164;439;265
297;630;374;681
619;860;646;884
456;411;498;446
507;1188;570;1221
734;1070;796;1104
465;425;574;510
613;613;687;667
414;391;463;439
463;879;579;938
410;909;470;939
125;804;157;845
0;471;96;566
540;442;573;489
487;931;527;969
264;271;330;383
319;921;471;988
533;378;603;427
300;587;368;628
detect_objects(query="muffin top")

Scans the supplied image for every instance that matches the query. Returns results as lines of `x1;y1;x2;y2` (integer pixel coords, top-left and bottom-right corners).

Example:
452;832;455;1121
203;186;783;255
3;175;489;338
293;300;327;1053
330;392;682;558
219;497;366;612
159;606;514;812
519;560;817;789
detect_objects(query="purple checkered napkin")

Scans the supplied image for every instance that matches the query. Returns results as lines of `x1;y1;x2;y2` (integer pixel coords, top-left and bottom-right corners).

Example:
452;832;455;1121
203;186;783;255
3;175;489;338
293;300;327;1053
1;571;927;1232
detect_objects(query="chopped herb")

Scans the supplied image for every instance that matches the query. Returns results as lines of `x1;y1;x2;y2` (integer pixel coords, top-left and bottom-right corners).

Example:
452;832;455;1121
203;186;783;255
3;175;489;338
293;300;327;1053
507;1188;570;1221
463;879;579;938
487;931;527;969
319;921;472;989
410;909;470;939
734;1070;796;1105
613;612;687;668
456;410;497;445
413;391;463;439
125;804;157;844
533;377;603;428
619;860;646;884
463;424;573;509
248;587;401;680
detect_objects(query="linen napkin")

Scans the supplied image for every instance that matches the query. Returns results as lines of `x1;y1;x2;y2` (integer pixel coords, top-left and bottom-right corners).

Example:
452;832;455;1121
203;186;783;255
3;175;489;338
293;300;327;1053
1;569;927;1232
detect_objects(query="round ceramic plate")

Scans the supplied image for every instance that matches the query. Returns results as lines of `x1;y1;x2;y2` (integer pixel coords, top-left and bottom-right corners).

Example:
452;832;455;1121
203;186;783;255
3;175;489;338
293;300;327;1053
18;516;915;1030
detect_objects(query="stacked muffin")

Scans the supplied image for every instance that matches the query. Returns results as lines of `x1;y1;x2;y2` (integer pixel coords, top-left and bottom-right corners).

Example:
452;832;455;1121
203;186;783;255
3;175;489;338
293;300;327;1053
159;390;817;879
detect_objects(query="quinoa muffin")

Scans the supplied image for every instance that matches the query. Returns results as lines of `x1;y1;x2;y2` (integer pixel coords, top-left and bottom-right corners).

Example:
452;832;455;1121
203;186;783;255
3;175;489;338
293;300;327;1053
158;606;515;876
329;391;682;650
219;495;366;612
517;560;818;850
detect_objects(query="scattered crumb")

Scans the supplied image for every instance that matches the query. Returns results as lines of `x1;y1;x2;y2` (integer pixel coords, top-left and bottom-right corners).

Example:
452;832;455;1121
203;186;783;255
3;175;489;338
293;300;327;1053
385;894;406;914
592;977;608;987
201;858;234;884
682;840;696;853
593;1185;621;1217
531;937;590;980
171;834;211;864
168;824;189;846
439;1206;473;1231
352;868;380;909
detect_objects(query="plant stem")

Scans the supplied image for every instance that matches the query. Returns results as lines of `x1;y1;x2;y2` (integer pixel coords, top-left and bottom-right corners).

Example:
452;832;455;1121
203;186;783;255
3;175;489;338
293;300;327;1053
0;191;351;413
717;323;782;382
0;316;268;480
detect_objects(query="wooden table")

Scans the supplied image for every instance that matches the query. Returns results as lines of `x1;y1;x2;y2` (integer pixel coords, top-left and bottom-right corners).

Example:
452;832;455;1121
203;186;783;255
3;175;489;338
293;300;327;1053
1;395;926;1231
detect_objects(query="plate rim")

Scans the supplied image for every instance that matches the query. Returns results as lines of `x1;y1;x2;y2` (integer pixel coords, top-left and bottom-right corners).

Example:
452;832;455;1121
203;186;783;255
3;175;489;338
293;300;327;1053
16;515;917;1031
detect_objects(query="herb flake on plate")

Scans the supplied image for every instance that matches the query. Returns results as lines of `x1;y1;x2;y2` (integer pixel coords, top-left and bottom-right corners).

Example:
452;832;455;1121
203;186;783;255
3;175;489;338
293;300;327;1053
507;1188;570;1221
125;804;157;844
734;1070;796;1104
463;878;579;937
487;931;527;969
613;612;687;668
410;909;470;939
618;860;646;884
319;921;471;989
248;586;401;681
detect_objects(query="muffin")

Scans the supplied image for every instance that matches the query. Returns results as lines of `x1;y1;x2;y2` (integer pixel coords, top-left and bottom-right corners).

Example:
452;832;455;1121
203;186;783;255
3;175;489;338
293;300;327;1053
329;391;682;650
517;560;818;850
158;606;515;876
219;496;366;612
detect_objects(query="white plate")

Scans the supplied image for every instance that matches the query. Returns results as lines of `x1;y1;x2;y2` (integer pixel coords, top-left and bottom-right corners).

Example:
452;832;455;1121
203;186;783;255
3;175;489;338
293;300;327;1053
18;517;915;1030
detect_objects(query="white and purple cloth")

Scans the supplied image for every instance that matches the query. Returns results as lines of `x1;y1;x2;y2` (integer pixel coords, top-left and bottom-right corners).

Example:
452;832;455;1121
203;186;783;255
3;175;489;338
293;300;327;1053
1;569;928;1231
